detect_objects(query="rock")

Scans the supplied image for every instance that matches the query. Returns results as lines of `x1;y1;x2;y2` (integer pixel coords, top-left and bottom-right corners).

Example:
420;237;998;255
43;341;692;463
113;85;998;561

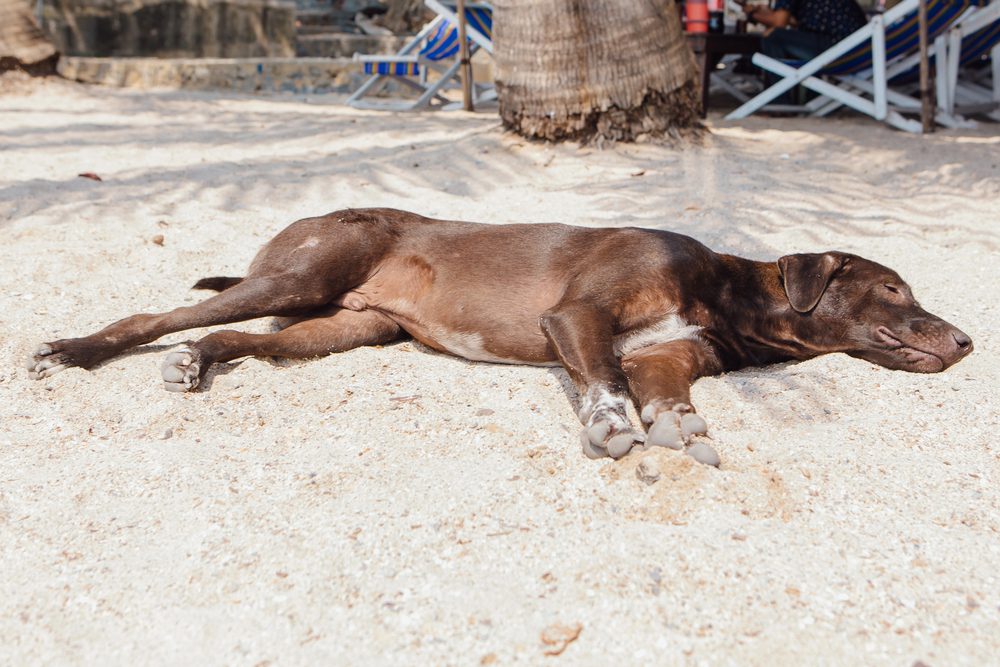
540;622;582;656
636;457;661;485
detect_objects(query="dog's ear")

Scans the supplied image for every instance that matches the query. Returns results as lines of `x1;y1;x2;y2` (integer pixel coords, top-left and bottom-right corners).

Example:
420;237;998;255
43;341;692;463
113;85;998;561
777;253;845;313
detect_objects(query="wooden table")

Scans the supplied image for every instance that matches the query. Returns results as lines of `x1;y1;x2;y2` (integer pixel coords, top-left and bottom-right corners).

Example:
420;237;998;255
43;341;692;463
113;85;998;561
686;32;762;116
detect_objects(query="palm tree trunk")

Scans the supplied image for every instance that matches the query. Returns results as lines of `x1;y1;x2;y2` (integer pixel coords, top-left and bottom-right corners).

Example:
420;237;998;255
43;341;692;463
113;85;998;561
493;0;703;144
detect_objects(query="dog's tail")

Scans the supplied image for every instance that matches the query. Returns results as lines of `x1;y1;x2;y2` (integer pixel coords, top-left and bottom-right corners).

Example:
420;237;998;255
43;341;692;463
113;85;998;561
192;276;244;292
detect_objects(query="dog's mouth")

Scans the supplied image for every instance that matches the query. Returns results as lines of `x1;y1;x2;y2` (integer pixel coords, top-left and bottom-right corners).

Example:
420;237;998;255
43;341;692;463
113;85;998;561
875;326;944;372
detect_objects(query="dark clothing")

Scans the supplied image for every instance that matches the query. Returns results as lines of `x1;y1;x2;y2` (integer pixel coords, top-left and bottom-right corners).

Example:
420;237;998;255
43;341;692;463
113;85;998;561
761;27;838;61
774;0;868;41
761;0;868;102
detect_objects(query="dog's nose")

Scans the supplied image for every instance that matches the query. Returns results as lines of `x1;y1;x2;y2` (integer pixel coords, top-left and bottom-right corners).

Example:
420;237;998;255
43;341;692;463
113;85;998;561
951;328;972;353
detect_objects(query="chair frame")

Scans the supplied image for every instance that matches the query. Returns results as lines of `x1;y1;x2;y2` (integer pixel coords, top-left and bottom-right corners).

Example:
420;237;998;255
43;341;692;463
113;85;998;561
941;1;1000;119
725;0;971;132
347;0;494;111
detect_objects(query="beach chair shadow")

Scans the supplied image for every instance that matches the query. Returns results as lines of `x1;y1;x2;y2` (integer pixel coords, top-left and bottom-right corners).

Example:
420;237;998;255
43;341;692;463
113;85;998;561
726;0;975;132
347;0;494;111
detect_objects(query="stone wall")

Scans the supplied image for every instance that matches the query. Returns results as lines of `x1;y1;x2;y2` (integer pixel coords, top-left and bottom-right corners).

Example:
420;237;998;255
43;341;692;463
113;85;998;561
58;55;359;92
40;0;296;57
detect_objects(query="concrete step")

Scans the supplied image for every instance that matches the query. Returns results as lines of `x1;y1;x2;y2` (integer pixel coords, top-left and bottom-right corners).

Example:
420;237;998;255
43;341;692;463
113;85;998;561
296;33;406;58
297;24;362;36
57;56;363;94
296;8;354;28
294;0;375;11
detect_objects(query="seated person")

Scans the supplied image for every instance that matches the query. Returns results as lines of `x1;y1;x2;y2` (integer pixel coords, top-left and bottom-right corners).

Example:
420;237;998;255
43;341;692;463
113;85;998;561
745;0;868;61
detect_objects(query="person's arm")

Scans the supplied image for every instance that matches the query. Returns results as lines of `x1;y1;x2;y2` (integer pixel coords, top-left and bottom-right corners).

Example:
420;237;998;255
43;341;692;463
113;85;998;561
744;4;793;28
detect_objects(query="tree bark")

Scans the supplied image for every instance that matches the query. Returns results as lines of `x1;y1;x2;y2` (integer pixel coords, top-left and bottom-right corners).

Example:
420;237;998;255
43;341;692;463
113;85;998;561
493;0;703;144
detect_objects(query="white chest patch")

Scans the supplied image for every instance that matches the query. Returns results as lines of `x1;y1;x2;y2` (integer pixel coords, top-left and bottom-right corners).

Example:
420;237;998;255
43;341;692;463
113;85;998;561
434;330;496;361
430;329;558;367
613;313;703;357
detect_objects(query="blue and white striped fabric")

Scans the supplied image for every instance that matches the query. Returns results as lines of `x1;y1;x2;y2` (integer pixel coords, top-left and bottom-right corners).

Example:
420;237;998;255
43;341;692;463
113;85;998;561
889;1;998;83
778;0;977;75
365;5;493;77
363;62;421;76
957;10;1000;66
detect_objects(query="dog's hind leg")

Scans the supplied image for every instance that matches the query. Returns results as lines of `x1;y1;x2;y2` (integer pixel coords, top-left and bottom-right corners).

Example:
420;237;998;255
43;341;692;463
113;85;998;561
27;271;350;379
621;339;722;466
160;308;403;392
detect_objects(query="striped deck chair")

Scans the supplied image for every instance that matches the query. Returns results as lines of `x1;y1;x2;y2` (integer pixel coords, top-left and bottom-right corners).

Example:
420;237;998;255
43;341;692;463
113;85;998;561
726;0;973;132
347;0;494;111
941;1;1000;119
806;0;992;128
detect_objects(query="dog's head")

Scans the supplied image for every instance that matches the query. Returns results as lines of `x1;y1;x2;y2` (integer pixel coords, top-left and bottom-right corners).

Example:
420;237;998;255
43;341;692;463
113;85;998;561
777;252;972;373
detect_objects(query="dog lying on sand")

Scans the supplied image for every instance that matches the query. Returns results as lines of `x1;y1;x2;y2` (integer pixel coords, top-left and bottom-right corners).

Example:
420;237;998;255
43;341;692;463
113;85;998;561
28;208;973;465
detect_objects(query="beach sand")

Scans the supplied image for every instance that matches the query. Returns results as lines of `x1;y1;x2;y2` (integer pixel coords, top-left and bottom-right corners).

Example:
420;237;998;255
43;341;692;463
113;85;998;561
2;74;999;664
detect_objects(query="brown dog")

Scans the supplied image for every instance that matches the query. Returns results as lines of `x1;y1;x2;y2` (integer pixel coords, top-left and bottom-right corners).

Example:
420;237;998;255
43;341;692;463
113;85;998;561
27;208;972;464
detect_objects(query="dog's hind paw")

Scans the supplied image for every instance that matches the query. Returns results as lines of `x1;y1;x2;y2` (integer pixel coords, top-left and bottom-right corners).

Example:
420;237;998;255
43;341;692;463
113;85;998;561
161;347;203;392
26;343;75;379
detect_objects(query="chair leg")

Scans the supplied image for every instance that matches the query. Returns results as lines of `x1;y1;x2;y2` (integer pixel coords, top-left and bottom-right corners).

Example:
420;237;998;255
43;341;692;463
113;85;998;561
869;18;888;120
934;34;950;114
725;55;805;118
411;59;466;109
992;44;1000;104
347;74;387;106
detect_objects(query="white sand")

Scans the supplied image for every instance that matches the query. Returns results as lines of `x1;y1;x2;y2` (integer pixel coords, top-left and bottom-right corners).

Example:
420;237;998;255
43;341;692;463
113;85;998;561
2;75;999;665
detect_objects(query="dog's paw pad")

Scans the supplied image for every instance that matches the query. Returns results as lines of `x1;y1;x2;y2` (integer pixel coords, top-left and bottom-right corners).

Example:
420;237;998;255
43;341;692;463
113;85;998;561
581;432;608;459
582;423;644;460
647;414;684;450
586;420;611;446
606;432;643;459
686;442;720;467
161;348;202;392
680;413;708;438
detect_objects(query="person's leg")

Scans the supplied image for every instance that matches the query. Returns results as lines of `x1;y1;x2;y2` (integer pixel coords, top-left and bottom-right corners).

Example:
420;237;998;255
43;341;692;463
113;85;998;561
763;28;836;61
761;29;838;104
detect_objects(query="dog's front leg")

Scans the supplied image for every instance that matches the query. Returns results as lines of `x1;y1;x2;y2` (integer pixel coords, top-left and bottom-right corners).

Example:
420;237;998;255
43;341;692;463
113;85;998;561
621;339;722;466
540;303;645;460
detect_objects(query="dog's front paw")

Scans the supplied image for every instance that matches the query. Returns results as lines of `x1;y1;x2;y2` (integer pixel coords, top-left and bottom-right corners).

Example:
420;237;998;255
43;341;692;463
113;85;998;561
641;402;718;467
161;347;204;392
26;342;77;379
581;413;645;460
